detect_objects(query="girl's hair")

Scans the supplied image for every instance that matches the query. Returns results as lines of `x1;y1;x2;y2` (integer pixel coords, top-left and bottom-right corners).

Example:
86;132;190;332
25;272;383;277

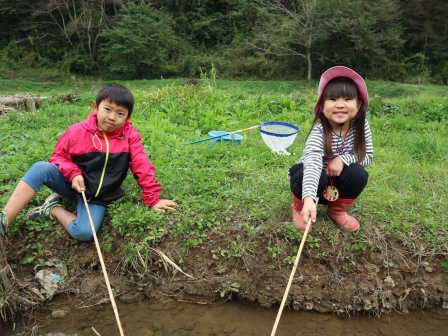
96;84;135;117
307;77;367;162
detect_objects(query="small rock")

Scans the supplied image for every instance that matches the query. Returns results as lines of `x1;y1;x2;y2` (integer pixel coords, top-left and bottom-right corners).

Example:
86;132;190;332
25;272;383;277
384;275;395;288
51;307;70;318
424;266;434;273
304;301;313;310
119;293;142;303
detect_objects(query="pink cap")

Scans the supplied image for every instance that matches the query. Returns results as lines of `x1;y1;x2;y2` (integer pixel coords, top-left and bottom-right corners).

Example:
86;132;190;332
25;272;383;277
313;66;369;114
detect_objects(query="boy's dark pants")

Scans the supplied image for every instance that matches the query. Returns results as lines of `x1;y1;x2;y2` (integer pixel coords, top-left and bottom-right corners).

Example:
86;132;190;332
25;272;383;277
289;163;368;204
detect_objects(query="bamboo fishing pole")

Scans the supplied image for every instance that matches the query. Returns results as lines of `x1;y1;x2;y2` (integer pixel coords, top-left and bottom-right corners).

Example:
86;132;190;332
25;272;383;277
82;191;125;336
270;198;318;336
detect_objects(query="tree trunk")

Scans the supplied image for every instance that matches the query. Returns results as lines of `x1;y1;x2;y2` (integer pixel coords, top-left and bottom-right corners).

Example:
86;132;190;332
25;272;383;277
0;97;48;111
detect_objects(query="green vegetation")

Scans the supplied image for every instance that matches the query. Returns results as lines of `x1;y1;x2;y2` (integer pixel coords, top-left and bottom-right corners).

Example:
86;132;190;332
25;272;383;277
1;77;447;274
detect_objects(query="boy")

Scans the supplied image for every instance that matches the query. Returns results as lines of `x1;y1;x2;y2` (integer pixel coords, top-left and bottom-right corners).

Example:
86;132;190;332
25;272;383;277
0;84;177;241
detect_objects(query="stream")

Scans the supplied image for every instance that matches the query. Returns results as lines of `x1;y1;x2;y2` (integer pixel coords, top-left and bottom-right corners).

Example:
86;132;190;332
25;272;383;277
0;297;447;336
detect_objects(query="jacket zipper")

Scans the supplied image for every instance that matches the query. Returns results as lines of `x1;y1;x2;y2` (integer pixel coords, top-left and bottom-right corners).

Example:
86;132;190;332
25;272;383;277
94;131;110;197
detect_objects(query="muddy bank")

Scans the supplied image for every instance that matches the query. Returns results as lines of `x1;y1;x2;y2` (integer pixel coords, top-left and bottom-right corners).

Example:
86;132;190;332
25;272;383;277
146;245;448;316
2;223;448;325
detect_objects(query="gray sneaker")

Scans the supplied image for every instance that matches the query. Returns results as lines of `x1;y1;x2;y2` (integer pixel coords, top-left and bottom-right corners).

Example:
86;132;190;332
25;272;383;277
26;193;63;221
0;210;7;237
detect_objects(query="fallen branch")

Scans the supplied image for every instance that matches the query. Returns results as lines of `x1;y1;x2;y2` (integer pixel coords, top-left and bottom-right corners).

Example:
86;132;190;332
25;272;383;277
149;247;194;279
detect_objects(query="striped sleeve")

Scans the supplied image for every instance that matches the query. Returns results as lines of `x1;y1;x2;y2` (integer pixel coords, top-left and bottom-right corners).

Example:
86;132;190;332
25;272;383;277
301;125;325;201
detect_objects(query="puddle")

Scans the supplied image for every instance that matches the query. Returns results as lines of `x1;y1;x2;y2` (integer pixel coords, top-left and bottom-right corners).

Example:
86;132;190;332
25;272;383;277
1;297;447;335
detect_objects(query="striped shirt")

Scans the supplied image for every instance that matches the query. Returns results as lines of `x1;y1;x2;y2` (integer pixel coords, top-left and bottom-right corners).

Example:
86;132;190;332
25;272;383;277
297;120;373;200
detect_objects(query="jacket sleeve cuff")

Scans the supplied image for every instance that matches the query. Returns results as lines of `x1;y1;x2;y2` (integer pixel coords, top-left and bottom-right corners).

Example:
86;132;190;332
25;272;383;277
68;170;83;183
143;195;160;208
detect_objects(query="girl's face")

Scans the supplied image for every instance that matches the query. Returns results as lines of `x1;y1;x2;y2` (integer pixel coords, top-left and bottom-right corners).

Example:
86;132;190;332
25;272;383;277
93;99;129;132
322;96;361;130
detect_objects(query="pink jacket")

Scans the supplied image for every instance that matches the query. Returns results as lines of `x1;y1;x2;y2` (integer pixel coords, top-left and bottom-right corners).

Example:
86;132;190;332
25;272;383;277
50;112;162;207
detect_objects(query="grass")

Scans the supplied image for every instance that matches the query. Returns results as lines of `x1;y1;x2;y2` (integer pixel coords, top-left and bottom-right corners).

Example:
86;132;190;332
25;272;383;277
1;74;448;274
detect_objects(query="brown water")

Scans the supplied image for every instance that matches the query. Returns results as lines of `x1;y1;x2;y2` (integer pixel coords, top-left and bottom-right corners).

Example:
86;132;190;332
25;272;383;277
1;298;447;336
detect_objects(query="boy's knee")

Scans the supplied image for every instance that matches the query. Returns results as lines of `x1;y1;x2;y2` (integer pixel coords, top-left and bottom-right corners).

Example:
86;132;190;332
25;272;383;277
71;230;94;242
29;161;57;178
68;222;95;241
32;161;53;171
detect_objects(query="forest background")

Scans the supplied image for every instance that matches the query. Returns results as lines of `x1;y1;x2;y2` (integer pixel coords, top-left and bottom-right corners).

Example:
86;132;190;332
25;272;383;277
0;0;447;83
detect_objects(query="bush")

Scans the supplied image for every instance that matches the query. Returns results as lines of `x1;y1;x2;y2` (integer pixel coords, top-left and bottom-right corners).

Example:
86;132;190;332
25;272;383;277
100;2;178;79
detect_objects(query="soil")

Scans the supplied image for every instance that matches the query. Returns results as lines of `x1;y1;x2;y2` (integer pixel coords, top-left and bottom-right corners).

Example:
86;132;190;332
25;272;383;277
1;214;448;325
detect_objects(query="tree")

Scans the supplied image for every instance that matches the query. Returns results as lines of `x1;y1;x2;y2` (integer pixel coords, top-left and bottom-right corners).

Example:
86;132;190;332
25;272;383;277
6;0;121;73
398;0;448;82
251;0;404;80
20;0;110;58
315;0;404;79
252;0;322;80
100;2;178;78
0;0;15;46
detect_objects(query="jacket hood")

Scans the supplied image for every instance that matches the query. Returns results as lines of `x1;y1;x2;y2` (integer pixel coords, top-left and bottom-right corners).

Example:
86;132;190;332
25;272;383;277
80;112;133;138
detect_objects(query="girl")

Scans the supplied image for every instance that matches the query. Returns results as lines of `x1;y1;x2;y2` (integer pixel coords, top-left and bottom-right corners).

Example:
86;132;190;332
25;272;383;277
289;66;373;232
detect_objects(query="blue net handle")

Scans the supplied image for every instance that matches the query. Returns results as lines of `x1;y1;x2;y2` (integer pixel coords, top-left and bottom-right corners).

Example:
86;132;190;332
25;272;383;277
259;122;300;137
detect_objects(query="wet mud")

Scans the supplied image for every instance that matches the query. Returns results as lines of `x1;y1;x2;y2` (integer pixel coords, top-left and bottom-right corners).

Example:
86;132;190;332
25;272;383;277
1;296;448;335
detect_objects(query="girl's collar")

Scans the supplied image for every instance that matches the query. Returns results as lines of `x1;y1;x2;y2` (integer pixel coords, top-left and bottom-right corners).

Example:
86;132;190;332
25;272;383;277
331;121;352;137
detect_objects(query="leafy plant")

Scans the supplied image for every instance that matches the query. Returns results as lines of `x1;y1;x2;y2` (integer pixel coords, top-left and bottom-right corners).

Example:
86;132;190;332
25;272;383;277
20;242;46;266
441;262;448;272
218;281;241;299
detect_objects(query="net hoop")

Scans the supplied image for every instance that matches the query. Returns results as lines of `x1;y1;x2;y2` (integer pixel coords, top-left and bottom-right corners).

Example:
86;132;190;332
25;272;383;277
259;122;300;137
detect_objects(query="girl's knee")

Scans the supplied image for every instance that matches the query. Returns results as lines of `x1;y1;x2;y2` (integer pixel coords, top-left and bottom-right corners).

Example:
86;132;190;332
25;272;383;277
346;163;368;182
347;163;364;172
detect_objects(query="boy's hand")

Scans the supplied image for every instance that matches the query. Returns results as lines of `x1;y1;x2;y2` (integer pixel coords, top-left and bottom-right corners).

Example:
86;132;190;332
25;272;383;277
151;200;178;212
72;175;86;193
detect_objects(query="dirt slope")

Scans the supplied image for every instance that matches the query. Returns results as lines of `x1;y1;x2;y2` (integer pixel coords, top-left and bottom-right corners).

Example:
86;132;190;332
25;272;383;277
2;221;447;324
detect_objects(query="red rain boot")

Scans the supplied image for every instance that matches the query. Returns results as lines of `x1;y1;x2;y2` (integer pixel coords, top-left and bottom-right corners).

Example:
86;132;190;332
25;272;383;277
291;194;311;232
326;198;360;232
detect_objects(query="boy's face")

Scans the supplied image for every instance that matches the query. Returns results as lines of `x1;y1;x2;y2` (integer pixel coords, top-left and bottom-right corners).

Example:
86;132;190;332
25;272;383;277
93;99;129;132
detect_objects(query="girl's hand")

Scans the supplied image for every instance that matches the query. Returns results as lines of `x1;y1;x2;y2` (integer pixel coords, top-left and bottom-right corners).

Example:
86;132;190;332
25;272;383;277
151;200;178;212
71;175;86;193
302;196;317;224
327;157;344;176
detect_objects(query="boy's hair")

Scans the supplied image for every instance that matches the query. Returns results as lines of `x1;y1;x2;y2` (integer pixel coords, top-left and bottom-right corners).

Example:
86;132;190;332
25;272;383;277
308;77;367;163
96;84;135;117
